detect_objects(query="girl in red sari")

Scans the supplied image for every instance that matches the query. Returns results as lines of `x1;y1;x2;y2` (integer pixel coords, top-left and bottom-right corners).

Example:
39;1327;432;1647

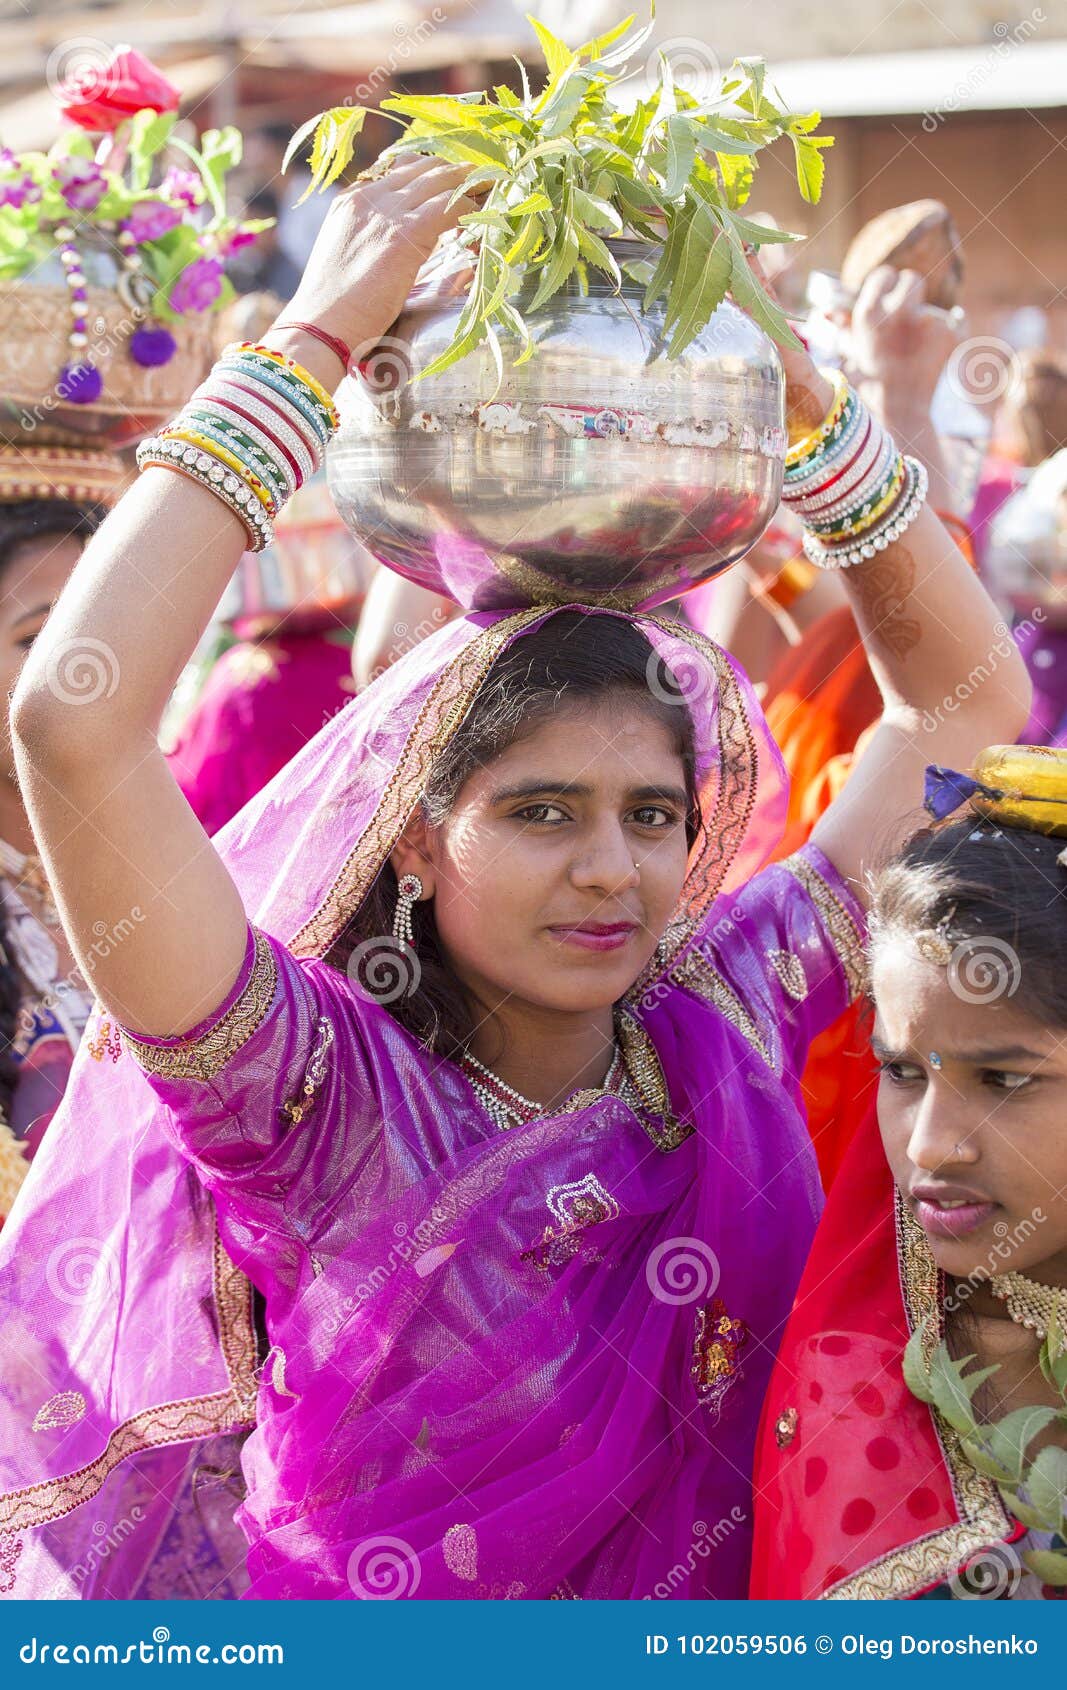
752;750;1067;1599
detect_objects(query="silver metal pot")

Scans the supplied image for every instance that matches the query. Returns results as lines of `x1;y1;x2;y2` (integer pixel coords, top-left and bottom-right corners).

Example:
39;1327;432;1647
327;238;785;611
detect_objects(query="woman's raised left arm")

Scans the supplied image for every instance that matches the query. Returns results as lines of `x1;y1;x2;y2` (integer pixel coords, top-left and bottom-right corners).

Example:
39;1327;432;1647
780;273;1032;895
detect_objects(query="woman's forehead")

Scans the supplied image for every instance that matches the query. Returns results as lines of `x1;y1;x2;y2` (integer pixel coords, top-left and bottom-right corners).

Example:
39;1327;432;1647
471;700;686;787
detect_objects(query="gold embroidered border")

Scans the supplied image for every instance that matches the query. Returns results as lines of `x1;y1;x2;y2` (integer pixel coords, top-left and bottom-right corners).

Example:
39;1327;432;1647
0;1217;256;1538
822;1195;1013;1599
631;619;760;989
769;949;808;1002
616;1012;693;1152
667;948;774;1069
779;851;867;1002
289;609;544;959
119;927;278;1081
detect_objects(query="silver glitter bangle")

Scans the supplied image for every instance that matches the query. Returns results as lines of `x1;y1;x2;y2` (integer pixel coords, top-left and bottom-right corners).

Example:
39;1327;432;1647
192;377;319;484
801;456;929;569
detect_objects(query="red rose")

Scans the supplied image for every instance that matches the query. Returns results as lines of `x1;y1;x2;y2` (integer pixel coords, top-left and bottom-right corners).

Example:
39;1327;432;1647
56;44;180;134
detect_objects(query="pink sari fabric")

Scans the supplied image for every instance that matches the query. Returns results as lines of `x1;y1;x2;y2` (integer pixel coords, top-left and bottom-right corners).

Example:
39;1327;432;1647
165;627;356;838
0;608;866;1600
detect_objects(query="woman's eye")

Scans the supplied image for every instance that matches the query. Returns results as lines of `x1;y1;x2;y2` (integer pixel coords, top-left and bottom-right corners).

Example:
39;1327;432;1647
629;806;675;828
877;1059;924;1085
984;1069;1035;1093
513;803;567;825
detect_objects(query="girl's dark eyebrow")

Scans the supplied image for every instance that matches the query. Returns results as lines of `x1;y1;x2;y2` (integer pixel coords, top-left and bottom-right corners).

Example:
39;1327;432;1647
489;780;688;806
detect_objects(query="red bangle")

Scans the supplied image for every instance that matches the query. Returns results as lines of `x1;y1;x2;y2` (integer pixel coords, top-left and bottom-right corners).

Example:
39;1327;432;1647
273;321;351;373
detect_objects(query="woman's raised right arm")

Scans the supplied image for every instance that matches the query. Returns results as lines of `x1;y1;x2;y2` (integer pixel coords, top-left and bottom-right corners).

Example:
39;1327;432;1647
10;156;472;1037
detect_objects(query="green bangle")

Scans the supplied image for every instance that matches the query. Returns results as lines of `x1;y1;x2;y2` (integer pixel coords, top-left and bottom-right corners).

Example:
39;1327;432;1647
181;410;290;509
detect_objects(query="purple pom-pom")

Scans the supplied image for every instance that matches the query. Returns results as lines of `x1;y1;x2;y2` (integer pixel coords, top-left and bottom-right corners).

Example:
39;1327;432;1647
58;362;103;404
129;324;177;368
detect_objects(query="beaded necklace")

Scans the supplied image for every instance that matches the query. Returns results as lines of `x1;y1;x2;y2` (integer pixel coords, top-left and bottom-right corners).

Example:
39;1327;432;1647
990;1271;1065;1341
459;1043;626;1133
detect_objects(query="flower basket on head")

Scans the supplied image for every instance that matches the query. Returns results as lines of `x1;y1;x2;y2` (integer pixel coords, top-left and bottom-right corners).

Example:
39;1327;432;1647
0;46;266;491
292;7;833;611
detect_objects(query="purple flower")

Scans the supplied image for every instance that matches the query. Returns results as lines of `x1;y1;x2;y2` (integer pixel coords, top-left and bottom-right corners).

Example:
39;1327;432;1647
123;198;182;243
52;156;108;213
160;166;203;210
0;173;41;210
218;225;258;257
169;255;223;314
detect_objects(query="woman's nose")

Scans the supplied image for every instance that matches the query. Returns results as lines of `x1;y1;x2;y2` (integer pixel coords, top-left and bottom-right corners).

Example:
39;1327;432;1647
568;819;640;894
906;1084;980;1170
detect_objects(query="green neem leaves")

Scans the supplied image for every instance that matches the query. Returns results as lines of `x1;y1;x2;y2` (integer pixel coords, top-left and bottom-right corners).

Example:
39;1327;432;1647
905;1316;1067;1557
287;6;831;374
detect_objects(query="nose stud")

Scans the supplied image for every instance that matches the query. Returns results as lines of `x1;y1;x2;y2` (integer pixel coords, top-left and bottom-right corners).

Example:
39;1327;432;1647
929;1051;942;1070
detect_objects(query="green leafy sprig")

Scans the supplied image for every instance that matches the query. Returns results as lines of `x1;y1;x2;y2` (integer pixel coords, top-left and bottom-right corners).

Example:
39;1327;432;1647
284;5;832;379
905;1304;1067;1587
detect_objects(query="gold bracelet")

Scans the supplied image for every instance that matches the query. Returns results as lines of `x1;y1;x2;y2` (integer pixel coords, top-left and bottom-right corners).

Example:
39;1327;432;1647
785;368;850;464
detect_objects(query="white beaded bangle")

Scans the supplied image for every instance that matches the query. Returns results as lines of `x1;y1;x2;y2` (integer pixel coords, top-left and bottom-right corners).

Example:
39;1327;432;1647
801;457;929;569
136;437;275;552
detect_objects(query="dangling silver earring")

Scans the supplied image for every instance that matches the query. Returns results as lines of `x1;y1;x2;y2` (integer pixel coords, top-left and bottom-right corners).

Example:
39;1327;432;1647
393;873;423;947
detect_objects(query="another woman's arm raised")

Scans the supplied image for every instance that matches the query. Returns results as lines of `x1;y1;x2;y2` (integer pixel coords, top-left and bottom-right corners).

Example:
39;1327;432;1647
791;268;1032;895
9;157;472;1037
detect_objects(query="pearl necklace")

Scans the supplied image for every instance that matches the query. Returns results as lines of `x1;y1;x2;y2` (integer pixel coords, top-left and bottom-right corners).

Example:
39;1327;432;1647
990;1271;1065;1341
459;1045;625;1133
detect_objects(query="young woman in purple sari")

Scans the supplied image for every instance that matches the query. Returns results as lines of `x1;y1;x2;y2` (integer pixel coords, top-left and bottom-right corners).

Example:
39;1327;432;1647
0;160;1028;1600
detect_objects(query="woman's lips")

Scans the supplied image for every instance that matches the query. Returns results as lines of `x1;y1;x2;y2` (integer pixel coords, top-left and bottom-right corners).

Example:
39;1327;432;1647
911;1193;1001;1240
548;922;637;953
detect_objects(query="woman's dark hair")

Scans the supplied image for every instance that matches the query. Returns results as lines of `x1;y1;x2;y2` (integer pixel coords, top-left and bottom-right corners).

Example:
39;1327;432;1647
868;814;1067;1026
326;611;703;1059
0;497;106;576
0;498;106;1124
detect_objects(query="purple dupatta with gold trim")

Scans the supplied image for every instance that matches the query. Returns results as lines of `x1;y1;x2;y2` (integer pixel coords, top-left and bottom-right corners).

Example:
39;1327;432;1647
0;607;865;1598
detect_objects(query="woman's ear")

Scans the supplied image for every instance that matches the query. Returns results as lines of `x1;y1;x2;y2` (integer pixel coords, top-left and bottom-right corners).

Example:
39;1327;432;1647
389;809;436;898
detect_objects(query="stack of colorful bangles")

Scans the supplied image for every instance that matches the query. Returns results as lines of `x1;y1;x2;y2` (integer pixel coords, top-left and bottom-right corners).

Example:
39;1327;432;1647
135;342;341;552
782;367;929;569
